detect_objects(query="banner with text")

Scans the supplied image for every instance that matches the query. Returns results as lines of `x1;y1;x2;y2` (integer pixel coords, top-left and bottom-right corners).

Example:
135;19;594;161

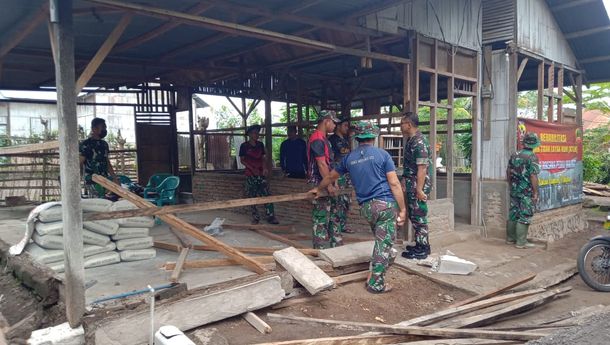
517;118;583;211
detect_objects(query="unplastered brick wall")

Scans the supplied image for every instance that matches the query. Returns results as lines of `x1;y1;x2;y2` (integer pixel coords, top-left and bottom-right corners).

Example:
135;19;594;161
192;172;455;233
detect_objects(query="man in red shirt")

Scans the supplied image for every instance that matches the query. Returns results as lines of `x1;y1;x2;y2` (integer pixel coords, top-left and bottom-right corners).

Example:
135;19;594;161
308;111;342;249
239;125;279;225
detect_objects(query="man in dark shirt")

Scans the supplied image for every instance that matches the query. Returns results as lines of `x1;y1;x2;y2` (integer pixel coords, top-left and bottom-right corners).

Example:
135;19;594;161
79;118;118;197
329;119;355;233
307;110;342;249
239;125;279;225
280;126;307;178
311;121;406;293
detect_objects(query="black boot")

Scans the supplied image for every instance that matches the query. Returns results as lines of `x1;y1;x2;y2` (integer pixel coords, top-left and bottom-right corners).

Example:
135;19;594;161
401;243;430;260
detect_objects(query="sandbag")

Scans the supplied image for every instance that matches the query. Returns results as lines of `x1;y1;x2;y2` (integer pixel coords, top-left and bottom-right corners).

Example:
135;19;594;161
111;227;149;241
32;233;64;250
115;236;154;251
85;251;121;268
119;248;157;262
25;243;64;264
35;221;63;236
83;220;119;236
117;216;155;228
84;242;116;257
38;206;63;223
81;198;113;213
111;199;138;211
82;229;111;246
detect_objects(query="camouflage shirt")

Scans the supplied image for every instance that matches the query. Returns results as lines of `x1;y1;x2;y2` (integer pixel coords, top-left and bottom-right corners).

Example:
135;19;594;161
508;149;540;197
403;131;432;193
79;137;110;180
328;133;350;169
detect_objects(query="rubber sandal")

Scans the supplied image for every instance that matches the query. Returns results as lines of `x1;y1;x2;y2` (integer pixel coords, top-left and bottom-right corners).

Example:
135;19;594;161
366;284;393;294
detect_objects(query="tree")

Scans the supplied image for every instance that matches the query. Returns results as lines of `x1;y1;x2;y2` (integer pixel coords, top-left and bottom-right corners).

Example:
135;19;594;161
582;125;610;184
215;105;241;128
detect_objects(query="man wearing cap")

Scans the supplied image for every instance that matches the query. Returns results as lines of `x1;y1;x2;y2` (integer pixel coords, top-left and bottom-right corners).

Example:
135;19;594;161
329;118;355;234
311;121;406;293
239;124;279;225
506;132;541;249
307;110;342;248
280;125;307;178
400;112;432;260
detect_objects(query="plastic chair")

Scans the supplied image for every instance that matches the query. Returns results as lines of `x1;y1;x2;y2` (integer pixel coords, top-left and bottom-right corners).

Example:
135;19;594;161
144;176;180;206
143;173;173;196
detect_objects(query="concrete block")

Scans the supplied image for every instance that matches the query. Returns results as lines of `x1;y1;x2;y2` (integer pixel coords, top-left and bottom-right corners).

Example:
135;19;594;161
28;322;84;345
274;247;334;295
318;241;375;268
437;255;477;275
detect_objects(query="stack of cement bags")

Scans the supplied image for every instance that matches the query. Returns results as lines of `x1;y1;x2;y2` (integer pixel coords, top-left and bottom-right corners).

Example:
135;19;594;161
25;199;156;273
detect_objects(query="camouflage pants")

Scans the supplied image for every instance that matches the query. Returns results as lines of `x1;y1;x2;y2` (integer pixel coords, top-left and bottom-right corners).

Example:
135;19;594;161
335;175;351;233
509;194;534;225
405;181;429;246
311;196;343;249
360;199;398;292
245;176;274;221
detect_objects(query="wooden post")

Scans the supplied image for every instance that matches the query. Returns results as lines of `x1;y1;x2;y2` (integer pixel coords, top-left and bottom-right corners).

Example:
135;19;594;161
429;40;438;201
470;53;483;226
403;63;410;111
547;63;555;123
264;87;273;172
296;77;303;136
51;0;85;327
557;66;564;123
537;61;544;121
482;45;492;141
410;35;420;113
188;90;196;174
447;53;455;200
575;74;583;127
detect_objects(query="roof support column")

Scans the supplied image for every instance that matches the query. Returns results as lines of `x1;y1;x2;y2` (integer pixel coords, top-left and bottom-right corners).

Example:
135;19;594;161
50;0;85;327
264;75;273;172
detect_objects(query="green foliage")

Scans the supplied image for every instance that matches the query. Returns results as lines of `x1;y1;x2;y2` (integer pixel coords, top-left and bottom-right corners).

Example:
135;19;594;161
582;126;610;184
215;105;242;128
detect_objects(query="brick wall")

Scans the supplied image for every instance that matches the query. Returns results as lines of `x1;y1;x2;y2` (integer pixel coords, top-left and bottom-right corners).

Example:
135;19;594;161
192;172;455;233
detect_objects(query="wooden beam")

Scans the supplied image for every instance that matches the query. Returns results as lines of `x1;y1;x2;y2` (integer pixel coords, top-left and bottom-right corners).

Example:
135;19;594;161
190;222;295;232
47;22;58;66
537;61;544;121
92;175;269;274
87;0;411;65
557;66;564;123
243;312;272;334
547;63;555;123
516;57;528;83
254;229;307;249
114;2;213;52
429;40;438;201
0;140;59;155
170;247;190;282
250;335;417;345
170;227;193;248
565;25;610;39
0;3;48;59
449;273;537;308
153;240;318;256
266;314;544;341
575;74;583;126
75;13;132;93
447;49;455;199
164;256;275;270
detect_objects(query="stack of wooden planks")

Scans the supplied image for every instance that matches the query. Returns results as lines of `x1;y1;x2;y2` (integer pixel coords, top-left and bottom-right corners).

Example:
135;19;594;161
583;182;610;197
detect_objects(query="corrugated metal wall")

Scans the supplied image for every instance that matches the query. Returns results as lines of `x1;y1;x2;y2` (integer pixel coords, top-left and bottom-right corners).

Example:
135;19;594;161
362;0;483;51
482;0;515;45
516;0;577;67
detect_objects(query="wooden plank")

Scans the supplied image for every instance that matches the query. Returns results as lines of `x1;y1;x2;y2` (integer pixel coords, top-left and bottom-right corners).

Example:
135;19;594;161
557;66;564;123
271;295;327;310
0;141;59;155
164;256;275;270
170;247;189;282
449;273;537;308
435;287;572;328
87;0;411;65
243;312;272;334
383;340;518;345
0;2;48;59
547;63;555;122
75;13;133;93
254;229;307;249
537;62;544;120
266;314;544;341
191;222;295;232
516;57;529;82
170;227;193;248
94;275;285;344
319;241;374;268
93;175;269;274
153;241;181;252
333;270;369;285
274;247;335;295
251;334;418;345
153;240;318;256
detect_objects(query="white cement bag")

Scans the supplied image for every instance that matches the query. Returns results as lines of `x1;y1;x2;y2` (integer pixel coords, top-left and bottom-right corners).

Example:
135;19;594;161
85;251;120;268
33;233;64;250
25;243;64;264
38;205;63;223
9;201;61;256
49;261;64;273
83;242;116;257
83;220;119;235
111;199;138;211
82;229;111;246
119;248;157;262
81;198;113;213
115;236;154;250
111;227;150;241
117;216;155;228
35;221;63;236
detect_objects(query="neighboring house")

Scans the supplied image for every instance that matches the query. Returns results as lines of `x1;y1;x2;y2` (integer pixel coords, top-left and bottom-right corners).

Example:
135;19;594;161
583;109;610;131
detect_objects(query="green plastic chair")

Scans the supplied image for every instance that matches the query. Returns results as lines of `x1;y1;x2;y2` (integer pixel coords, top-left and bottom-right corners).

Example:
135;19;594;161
144;176;180;206
143;173;173;196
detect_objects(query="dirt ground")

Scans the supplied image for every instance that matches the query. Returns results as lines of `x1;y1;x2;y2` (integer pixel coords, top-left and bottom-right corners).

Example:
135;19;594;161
187;269;471;345
526;312;610;345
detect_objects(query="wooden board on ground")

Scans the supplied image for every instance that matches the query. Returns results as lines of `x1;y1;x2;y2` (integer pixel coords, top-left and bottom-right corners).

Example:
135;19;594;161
153;240;319;256
449;273;537;308
333;271;369;285
519;262;577;290
283;234;403;245
170;247;189;283
191;222;295;232
92;275;285;345
164;256;275;270
250;334;420;345
266;313;544;341
434;286;572;328
271;295;327;310
243;312;272;334
274;247;335;295
93;174;268;274
318;241;374;268
170;227;193;248
391;340;519;345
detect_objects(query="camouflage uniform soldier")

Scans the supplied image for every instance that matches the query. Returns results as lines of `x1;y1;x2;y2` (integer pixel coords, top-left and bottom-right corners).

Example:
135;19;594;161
329;118;355;234
506;132;541;249
79;118;119;198
308;111;342;249
400;112;433;260
311;121;406;294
